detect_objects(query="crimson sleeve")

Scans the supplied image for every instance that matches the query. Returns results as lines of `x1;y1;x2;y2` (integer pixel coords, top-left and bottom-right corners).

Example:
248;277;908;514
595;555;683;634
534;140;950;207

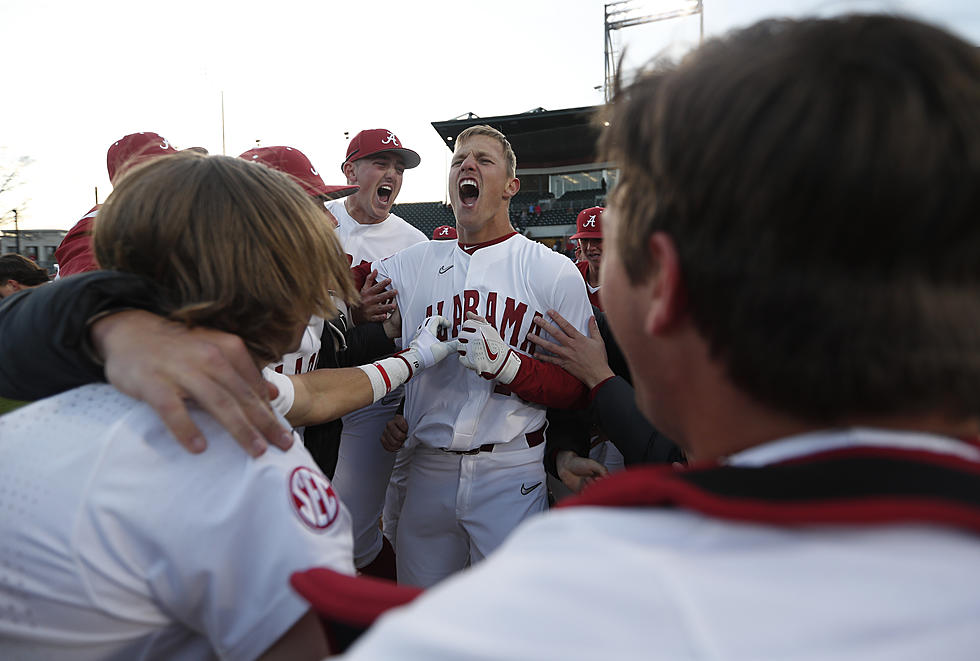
350;262;374;290
506;355;589;410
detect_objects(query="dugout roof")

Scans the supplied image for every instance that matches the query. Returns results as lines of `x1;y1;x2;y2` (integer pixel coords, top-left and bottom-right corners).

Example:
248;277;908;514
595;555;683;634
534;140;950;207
431;105;603;170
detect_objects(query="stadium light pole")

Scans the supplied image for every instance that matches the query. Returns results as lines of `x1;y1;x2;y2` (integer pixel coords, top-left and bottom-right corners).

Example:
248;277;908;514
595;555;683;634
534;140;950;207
604;0;704;102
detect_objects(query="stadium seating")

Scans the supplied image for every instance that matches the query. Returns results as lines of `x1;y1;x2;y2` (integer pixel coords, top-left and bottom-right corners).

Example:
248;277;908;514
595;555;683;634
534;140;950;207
391;202;456;238
393;198;575;237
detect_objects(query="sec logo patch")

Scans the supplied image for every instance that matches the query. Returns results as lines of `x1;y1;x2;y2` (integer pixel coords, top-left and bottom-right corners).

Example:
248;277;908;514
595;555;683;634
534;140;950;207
289;467;340;531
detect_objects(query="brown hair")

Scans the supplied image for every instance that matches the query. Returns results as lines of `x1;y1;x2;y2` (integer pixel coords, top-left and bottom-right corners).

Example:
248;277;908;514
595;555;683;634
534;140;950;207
94;152;358;364
456;125;517;178
600;15;980;421
0;253;49;286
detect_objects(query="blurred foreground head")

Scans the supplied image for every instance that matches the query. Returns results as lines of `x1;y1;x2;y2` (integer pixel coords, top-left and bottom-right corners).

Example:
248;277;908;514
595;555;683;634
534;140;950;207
93;152;358;363
601;14;980;426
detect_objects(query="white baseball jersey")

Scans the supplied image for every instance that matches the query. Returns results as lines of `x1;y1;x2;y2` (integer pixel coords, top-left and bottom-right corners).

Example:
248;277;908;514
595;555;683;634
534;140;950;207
267;315;324;376
326;199;426;269
0;384;354;661
327;197;426;569
341;429;980;659
375;232;592;451
374;232;592;586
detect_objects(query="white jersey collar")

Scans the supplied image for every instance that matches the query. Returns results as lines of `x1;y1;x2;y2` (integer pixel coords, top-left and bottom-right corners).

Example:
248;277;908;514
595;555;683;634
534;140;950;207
726;427;980;468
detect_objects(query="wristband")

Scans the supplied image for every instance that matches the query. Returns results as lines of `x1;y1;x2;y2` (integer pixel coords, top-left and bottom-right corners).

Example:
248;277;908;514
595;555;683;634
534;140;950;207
358;353;414;403
262;367;295;417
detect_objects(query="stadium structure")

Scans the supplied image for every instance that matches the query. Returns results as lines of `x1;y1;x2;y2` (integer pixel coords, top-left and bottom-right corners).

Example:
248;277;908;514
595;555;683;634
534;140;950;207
393;1;704;253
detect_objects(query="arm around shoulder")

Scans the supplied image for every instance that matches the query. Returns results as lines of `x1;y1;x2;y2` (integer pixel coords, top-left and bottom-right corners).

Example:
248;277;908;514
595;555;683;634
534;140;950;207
0;271;160;400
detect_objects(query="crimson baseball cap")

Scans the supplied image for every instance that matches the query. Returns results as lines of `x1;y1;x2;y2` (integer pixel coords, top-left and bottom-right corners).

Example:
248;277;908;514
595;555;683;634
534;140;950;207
342;129;421;171
107;132;179;182
290;567;423;641
431;225;457;240
240;146;358;200
570;206;604;240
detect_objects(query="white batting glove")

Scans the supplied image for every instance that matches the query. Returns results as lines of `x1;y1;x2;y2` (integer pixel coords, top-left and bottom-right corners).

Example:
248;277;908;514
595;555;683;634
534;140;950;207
457;314;521;384
358;316;457;402
400;315;457;370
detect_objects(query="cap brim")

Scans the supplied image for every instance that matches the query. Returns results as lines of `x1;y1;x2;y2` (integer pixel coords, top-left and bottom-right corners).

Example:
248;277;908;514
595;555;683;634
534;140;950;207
344;148;421;170
320;184;359;201
290;567;424;628
570;231;602;240
390;148;421;169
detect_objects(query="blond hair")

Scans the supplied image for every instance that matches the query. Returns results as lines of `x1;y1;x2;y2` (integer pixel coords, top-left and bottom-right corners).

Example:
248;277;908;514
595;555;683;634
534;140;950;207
94;152;357;364
456;125;517;178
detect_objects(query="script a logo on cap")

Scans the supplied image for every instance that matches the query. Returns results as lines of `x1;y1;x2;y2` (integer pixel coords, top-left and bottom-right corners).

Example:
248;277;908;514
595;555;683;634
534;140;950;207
289;466;340;531
583;214;597;228
381;131;400;146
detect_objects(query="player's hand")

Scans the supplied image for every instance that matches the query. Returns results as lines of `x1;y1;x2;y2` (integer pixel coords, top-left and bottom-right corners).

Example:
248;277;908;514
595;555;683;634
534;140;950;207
555;449;608;493
528;311;614;389
399;316;456;371
456;312;522;384
382;305;402;340
91;309;291;458
380;414;409;452
351;269;397;325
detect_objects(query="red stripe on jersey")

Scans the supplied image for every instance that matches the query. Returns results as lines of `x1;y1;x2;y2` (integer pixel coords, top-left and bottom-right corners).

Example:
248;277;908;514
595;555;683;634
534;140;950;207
458;231;518;255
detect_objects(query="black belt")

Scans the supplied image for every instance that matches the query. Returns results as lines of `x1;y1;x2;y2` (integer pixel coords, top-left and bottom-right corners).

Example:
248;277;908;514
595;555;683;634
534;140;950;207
441;427;545;455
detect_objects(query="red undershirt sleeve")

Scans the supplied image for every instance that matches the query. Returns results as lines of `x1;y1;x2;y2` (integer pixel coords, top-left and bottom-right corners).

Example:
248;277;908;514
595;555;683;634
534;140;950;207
506;355;589;410
350;262;373;290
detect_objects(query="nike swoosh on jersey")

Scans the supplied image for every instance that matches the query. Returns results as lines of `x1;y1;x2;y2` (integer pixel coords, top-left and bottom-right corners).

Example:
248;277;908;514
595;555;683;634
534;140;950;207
438;264;453;274
482;332;498;360
520;481;542;495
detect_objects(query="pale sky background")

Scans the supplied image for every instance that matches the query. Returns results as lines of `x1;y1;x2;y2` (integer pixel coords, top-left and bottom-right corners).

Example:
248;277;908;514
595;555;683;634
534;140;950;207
1;0;977;230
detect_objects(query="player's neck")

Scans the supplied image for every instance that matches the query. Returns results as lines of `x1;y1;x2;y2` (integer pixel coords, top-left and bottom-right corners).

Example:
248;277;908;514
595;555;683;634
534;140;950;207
457;214;515;245
344;197;388;225
587;264;600;287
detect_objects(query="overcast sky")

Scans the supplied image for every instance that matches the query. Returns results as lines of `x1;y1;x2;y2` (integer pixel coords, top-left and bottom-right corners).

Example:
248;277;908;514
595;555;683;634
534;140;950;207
1;0;977;230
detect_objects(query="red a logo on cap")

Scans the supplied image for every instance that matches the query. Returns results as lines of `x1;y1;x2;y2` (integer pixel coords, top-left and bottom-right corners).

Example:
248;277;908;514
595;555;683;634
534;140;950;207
381;131;400;146
583;214;597;228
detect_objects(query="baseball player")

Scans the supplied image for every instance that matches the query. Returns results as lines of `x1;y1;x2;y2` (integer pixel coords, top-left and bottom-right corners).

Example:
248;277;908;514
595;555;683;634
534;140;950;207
56;132;179;278
0;152;359;659
290;15;980;659
562;206;625;472
238;145;359;380
370;124;592;586
431;225;457;240
325;128;428;577
570;206;603;310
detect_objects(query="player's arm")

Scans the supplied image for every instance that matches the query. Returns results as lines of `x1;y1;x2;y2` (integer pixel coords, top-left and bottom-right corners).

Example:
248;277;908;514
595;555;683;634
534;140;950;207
257;609;328;661
458;260;595;408
456;312;590;409
269;316;457;428
0;270;160;400
0;270;295;456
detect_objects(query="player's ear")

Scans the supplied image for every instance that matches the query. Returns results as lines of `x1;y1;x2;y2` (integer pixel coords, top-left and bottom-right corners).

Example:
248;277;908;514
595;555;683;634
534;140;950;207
342;161;357;185
644;232;687;336
504;176;520;200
